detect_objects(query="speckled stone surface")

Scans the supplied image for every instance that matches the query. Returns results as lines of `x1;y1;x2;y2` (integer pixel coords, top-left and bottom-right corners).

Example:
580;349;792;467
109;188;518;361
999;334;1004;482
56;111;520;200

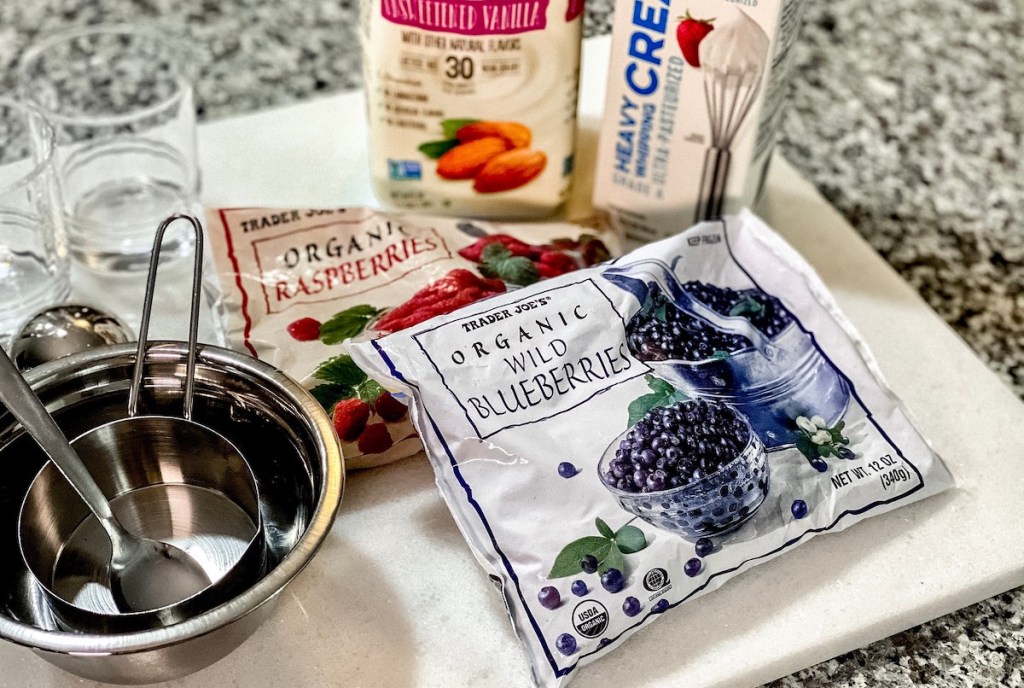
4;0;1023;685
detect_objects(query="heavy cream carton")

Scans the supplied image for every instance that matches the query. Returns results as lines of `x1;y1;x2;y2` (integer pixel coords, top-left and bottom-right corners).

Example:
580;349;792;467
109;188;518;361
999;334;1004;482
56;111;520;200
593;0;806;242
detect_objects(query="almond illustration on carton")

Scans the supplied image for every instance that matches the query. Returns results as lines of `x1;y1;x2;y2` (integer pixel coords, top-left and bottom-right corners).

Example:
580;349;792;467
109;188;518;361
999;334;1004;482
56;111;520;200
423;119;545;191
456;121;532;149
436;136;511;179
473;149;547;193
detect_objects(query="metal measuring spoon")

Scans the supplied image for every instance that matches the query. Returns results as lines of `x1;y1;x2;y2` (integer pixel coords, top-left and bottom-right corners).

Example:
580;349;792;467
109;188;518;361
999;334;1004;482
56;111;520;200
0;347;212;613
10;305;133;371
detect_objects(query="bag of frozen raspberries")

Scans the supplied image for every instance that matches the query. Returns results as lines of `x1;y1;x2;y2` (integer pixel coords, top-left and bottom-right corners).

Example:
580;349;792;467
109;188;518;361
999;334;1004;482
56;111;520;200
204;206;616;469
346;210;954;686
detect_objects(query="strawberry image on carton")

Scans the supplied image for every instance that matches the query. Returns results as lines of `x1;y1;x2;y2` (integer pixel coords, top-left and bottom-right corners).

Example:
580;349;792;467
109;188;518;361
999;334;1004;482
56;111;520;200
593;0;807;243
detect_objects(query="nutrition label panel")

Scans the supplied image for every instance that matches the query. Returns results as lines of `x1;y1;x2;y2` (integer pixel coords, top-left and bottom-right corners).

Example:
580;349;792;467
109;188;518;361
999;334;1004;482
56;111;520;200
398;52;441;74
372;75;436;130
395;41;527;95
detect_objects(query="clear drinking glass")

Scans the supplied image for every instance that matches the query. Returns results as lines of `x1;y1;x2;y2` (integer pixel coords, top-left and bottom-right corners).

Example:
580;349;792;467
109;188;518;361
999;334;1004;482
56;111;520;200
18;25;198;272
0;98;70;347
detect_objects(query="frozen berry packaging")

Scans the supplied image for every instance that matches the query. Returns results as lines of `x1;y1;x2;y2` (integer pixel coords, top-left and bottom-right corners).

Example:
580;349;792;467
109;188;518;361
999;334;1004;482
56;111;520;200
346;210;955;686
204;206;615;469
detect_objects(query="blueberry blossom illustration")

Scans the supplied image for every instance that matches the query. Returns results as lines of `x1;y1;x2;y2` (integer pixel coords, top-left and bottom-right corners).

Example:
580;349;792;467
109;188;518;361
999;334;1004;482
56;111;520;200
794;414;853;470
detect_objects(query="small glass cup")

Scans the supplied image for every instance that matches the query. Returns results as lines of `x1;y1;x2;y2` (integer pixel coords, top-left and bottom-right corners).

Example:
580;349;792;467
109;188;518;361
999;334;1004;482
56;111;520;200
0;98;71;348
18;25;198;272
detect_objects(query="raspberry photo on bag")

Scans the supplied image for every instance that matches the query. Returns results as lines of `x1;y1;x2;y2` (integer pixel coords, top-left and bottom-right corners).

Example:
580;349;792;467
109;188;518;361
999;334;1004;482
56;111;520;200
205;206;614;468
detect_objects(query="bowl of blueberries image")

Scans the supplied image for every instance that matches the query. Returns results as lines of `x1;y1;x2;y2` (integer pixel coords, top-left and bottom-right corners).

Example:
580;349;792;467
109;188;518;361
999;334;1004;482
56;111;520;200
603;258;850;449
599;398;769;540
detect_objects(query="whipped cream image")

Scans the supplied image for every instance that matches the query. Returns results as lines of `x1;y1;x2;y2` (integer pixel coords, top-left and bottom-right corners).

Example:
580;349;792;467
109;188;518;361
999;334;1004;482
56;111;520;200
698;7;770;76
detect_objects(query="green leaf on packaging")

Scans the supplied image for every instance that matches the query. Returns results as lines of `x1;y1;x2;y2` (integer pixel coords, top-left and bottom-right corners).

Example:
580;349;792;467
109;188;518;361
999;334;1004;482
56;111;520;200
636;292;667;322
313;354;368;386
627;376;688;426
729;296;765;317
479;243;538;286
668;388;688;404
309;383;354;411
598;544;626;575
548;536;613;578
441;118;481;139
549;518;649;579
319;304;383;345
418;139;460;159
355;378;385;404
595;517;614;540
646;375;675;396
613;525;647;554
656;300;668;322
818;444;831;457
628;393;664;427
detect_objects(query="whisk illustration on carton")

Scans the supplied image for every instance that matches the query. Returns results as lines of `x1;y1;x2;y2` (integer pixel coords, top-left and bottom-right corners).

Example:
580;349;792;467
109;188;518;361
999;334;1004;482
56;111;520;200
692;8;770;221
593;0;806;242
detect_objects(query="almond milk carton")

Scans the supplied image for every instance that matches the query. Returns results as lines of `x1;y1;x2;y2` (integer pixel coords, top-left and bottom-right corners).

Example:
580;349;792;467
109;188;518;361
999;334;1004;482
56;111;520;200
360;0;584;218
593;0;806;242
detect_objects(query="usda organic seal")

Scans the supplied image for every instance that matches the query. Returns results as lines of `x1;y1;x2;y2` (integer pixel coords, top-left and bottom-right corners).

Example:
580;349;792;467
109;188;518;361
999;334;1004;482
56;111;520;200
572;600;609;638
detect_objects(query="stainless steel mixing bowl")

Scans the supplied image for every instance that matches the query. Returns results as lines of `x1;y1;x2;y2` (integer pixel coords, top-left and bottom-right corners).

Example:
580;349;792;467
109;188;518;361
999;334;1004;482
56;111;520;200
0;342;344;684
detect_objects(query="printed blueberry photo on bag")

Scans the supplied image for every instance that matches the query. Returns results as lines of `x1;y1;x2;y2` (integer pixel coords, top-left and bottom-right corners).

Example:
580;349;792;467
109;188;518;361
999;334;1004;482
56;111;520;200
347;212;953;687
593;248;857;543
606;257;851;450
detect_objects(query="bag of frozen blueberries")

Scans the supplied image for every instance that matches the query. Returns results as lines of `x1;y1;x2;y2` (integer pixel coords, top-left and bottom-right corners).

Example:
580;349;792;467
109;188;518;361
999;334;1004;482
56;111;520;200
204;206;615;469
347;210;954;686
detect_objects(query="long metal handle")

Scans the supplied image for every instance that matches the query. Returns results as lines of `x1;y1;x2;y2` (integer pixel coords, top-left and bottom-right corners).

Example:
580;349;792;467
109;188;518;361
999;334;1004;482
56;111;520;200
707;148;731;220
127;214;205;420
694;147;731;222
0;347;123;534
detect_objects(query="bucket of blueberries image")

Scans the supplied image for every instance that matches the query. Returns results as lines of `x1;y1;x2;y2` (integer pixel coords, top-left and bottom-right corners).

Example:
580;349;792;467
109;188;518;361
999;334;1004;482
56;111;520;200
602;258;851;449
598;398;768;539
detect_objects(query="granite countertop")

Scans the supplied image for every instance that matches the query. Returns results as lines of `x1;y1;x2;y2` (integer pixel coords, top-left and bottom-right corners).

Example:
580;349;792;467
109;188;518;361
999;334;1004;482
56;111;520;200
4;0;1022;685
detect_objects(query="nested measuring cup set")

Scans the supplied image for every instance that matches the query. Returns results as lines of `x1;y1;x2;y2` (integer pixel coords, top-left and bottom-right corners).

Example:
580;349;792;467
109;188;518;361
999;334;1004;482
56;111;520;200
0;216;344;684
0;217;261;632
1;25;199;346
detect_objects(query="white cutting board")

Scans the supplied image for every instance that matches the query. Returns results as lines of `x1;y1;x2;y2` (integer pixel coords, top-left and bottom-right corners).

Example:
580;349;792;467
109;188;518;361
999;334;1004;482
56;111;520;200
4;35;1022;688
